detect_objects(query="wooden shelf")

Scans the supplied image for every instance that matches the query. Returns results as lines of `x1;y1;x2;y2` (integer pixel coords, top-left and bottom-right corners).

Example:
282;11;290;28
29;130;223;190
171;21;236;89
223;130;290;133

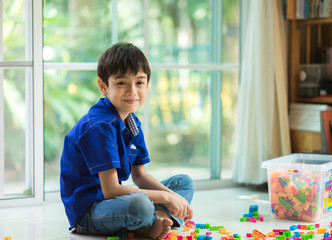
296;18;332;25
289;17;332;107
287;1;332;154
295;97;332;104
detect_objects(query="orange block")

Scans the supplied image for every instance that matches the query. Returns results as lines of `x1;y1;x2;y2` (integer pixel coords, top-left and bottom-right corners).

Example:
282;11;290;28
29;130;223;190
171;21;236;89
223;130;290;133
317;228;327;234
252;229;267;240
127;232;135;238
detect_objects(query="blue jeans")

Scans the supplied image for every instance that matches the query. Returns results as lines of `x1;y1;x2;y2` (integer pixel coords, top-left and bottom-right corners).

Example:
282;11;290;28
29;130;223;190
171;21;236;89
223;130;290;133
75;174;194;235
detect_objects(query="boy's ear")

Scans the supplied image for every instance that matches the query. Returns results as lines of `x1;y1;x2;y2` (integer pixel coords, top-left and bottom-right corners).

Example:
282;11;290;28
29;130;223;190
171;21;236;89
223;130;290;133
97;77;108;95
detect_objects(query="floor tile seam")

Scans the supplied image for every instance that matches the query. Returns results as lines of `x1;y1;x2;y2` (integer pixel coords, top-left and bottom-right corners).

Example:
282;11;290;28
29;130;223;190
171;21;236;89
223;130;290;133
0;214;26;222
21;217;84;239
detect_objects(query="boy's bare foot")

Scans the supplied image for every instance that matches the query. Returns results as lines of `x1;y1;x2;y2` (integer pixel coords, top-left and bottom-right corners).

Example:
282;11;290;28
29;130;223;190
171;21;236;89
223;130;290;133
155;209;171;219
134;215;173;240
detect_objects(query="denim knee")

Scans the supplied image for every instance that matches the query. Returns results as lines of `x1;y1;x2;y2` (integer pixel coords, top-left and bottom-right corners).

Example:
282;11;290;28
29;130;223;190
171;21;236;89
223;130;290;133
172;174;194;192
166;174;194;204
126;192;154;222
180;174;194;190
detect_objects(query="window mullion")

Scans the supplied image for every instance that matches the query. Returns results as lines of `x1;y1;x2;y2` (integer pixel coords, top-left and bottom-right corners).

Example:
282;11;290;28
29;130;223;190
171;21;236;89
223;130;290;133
33;0;44;202
25;0;34;198
210;0;223;179
0;0;4;198
111;0;118;44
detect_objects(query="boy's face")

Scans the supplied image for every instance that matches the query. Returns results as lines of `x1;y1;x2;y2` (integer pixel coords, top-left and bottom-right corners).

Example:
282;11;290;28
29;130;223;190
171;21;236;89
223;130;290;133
97;70;149;121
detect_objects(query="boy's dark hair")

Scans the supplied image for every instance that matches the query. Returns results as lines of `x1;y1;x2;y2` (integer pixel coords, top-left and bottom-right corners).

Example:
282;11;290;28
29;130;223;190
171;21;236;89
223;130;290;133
97;42;151;85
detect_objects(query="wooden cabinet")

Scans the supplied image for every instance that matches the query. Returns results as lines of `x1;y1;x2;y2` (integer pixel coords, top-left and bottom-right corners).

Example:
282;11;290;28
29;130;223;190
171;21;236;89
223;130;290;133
287;3;332;153
289;18;332;105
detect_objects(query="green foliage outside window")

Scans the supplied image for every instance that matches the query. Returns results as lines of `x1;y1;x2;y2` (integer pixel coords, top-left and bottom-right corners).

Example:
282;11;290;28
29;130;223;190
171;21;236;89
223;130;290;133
3;0;239;191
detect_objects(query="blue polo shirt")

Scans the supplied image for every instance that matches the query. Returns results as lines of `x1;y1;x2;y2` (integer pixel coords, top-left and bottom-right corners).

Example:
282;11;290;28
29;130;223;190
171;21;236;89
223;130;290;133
60;97;150;229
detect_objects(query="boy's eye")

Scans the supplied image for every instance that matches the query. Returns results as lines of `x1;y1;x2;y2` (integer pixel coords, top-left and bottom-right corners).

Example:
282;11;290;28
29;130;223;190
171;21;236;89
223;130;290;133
117;81;125;85
137;81;145;85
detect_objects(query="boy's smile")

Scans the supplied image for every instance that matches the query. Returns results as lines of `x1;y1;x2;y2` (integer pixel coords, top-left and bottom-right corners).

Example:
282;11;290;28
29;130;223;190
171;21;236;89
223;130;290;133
97;70;149;121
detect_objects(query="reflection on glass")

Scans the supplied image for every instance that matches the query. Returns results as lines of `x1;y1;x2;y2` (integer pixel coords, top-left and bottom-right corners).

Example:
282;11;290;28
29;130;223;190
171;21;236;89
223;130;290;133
222;0;239;63
43;0;145;63
117;0;144;48
147;70;211;180
148;0;211;64
221;70;238;179
3;0;27;61
3;68;32;197
148;0;239;64
44;70;99;191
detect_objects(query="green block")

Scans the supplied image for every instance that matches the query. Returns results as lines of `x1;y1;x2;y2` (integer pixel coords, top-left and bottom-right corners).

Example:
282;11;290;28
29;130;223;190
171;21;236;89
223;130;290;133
276;235;286;240
210;226;224;230
297;191;307;203
308;233;315;239
306;225;315;230
195;228;200;233
253;211;259;216
108;237;119;240
280;198;292;210
301;234;309;240
283;231;291;237
240;217;247;222
205;223;211;229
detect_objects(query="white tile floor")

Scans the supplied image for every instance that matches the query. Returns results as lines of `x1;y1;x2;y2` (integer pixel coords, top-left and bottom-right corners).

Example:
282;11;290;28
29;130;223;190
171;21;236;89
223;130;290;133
0;186;331;240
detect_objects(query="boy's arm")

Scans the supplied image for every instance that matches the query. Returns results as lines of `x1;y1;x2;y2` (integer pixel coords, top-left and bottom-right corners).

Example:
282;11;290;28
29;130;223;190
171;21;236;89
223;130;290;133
98;168;168;204
131;165;193;221
98;166;193;220
131;164;173;193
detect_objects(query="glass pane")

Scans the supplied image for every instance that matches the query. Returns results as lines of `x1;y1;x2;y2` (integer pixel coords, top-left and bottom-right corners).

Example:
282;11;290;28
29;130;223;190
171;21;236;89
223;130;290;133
148;0;239;64
44;70;99;191
221;70;238;179
3;0;27;61
43;0;144;63
117;0;144;49
222;0;239;63
3;68;33;197
148;0;211;64
147;70;211;180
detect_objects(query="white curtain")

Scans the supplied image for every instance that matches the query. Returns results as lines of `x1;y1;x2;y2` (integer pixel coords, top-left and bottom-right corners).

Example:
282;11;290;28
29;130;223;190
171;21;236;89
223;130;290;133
232;0;291;184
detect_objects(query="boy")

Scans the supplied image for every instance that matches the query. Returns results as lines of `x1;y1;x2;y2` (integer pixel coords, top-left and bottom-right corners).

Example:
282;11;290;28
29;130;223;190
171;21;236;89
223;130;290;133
60;42;194;240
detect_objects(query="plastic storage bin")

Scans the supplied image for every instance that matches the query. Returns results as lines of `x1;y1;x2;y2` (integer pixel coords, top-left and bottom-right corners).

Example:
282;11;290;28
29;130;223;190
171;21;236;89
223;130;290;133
262;153;332;222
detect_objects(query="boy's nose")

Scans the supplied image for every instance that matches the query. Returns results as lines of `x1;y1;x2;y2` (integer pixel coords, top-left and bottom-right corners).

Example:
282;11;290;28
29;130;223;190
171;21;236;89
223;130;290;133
127;85;137;95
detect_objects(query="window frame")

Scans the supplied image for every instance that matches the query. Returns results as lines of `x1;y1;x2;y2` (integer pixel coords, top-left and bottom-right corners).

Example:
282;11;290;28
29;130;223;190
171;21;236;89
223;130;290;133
43;0;239;182
0;0;44;206
0;0;240;205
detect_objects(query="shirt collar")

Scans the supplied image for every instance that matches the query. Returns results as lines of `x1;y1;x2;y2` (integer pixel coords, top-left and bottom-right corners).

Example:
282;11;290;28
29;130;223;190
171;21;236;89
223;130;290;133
125;113;139;137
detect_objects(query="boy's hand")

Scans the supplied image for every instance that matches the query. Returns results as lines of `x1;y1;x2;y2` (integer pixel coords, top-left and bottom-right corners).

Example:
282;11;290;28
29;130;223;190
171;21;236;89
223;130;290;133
164;192;193;221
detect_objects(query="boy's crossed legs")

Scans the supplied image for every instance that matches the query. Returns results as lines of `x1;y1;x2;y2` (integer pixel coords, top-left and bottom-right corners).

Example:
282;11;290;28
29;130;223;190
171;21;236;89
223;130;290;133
76;174;194;239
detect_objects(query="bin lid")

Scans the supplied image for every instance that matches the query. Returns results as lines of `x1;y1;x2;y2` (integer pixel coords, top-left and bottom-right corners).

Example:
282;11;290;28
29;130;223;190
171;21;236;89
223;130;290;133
261;153;332;172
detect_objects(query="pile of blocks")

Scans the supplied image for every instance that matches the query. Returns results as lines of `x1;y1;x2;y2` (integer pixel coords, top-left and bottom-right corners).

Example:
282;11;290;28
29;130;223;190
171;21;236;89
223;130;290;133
240;205;264;223
160;221;332;240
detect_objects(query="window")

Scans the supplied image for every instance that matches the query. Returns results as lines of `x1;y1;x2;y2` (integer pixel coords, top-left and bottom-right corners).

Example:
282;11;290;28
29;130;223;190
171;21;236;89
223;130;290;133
43;0;239;192
1;1;239;199
0;0;43;204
